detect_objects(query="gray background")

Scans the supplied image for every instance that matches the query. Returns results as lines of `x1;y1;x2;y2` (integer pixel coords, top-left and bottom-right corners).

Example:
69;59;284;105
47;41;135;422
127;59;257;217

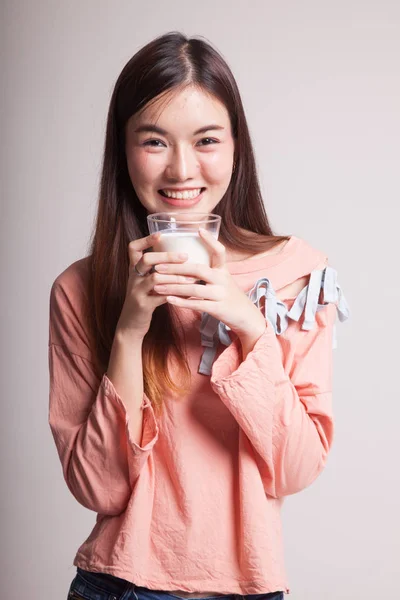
1;1;399;598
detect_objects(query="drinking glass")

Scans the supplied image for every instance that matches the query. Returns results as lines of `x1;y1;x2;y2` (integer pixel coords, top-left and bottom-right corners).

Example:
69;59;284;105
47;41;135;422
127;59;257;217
147;212;222;267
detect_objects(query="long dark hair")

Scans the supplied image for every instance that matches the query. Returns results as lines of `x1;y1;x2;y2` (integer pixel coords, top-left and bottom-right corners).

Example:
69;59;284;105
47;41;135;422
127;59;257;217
86;31;289;415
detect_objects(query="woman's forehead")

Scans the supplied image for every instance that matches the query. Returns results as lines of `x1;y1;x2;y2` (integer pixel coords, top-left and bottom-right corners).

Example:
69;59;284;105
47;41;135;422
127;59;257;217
133;87;230;129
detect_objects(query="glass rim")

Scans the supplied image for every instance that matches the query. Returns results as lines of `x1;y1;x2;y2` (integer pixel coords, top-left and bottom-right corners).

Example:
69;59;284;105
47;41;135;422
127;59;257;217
147;212;221;225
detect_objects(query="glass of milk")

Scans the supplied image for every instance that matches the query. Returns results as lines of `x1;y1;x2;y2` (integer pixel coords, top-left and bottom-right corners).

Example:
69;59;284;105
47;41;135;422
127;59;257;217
147;212;222;267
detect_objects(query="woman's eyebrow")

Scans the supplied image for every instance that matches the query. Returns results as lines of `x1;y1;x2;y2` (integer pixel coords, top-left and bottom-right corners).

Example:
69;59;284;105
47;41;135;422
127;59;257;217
133;124;225;135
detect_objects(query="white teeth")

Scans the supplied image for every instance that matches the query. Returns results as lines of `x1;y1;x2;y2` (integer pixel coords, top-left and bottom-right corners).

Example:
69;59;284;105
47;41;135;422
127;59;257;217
162;188;202;200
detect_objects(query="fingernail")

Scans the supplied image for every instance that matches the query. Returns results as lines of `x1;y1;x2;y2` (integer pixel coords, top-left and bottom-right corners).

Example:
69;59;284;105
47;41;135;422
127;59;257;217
178;253;188;259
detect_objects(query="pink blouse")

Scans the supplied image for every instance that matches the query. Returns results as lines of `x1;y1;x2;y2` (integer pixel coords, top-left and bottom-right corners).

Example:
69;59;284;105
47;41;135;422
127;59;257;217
48;235;349;596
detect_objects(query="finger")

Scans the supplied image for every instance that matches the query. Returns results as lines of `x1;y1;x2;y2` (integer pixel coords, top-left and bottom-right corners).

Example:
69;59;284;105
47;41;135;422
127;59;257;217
153;283;221;301
141;251;189;269
128;232;161;270
132;251;190;278
154;262;218;284
198;228;226;269
151;273;198;285
131;248;188;275
129;232;160;255
148;290;169;306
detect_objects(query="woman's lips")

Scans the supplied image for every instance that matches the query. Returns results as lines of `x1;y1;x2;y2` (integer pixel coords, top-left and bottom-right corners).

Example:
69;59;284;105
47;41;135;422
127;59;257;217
158;188;205;207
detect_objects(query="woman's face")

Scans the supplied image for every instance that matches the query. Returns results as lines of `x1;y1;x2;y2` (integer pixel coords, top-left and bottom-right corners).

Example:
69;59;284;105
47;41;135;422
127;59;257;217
124;86;235;214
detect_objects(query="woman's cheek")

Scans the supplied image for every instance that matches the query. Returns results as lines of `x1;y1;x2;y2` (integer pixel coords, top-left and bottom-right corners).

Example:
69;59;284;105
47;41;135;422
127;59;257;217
127;150;164;183
203;154;233;182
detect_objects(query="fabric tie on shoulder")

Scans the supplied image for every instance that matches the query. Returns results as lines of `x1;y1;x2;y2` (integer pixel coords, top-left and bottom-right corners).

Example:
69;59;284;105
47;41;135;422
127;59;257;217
246;277;289;334
198;266;350;375
198;312;221;375
287;266;350;329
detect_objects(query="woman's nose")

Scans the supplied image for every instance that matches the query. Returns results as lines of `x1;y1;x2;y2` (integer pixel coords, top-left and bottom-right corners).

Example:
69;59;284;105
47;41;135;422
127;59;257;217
165;147;198;181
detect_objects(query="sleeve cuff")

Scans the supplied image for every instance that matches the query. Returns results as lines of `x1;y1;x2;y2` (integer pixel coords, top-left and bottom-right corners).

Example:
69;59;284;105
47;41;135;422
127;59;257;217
210;322;287;392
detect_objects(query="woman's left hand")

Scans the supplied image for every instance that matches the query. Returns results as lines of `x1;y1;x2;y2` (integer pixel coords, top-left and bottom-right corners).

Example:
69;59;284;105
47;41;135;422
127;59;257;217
153;227;267;342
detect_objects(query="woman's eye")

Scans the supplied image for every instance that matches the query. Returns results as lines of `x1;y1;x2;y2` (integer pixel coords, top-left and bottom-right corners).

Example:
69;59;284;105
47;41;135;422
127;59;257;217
197;137;218;146
142;139;165;147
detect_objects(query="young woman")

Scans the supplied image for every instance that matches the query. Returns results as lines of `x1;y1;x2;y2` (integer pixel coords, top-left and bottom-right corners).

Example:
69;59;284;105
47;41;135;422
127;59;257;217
48;32;350;600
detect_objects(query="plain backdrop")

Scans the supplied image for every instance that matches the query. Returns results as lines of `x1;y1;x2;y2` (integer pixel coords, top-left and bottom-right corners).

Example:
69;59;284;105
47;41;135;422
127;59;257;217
1;1;399;599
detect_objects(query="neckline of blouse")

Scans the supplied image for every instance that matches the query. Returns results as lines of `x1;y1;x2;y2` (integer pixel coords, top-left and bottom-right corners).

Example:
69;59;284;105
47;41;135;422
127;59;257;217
225;235;299;274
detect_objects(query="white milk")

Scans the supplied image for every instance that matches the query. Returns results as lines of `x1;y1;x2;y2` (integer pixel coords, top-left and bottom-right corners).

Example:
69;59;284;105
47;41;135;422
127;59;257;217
152;230;212;265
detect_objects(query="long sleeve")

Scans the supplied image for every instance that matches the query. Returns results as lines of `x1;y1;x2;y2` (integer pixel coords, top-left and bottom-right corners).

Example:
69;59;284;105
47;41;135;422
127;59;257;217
48;276;159;516
210;299;338;499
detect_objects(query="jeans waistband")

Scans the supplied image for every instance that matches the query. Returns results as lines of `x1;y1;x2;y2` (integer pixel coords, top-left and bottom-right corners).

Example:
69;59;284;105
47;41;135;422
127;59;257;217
76;567;132;596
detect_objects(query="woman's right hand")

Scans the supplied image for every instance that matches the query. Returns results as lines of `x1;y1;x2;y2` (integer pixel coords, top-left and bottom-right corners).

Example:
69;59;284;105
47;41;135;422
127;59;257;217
116;232;195;340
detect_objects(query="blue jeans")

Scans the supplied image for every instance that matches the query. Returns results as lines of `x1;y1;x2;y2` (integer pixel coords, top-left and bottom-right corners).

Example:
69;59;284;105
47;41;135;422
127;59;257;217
68;568;284;600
